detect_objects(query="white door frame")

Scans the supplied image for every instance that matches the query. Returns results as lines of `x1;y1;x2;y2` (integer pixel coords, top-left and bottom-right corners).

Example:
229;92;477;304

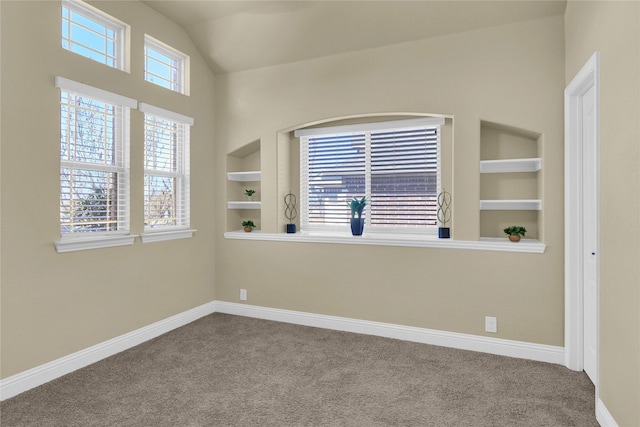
564;52;600;374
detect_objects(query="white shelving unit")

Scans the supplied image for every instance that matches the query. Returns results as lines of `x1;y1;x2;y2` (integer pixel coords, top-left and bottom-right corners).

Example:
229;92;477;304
479;199;542;211
227;201;262;209
227;140;261;232
479;157;542;211
479;121;543;240
227;171;261;182
480;158;541;174
227;170;261;210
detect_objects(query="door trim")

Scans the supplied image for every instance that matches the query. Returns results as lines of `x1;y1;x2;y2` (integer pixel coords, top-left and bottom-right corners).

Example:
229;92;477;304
564;51;600;373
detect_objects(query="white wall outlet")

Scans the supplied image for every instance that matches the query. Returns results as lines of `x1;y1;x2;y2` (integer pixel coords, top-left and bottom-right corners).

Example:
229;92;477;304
485;316;497;333
240;289;247;301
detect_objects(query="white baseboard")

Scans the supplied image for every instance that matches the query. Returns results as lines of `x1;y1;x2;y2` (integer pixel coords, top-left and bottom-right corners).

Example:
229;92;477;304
1;300;566;402
214;301;565;365
0;301;217;401
596;398;619;427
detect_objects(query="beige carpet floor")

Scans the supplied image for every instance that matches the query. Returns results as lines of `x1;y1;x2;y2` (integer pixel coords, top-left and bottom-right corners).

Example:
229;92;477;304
1;313;598;426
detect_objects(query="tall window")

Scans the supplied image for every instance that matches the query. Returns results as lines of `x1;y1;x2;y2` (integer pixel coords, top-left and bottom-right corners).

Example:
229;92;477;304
140;104;193;232
144;35;189;95
296;117;444;234
56;77;134;238
61;0;128;71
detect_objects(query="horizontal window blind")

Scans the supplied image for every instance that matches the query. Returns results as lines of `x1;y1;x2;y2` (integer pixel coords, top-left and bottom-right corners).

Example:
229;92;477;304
299;118;443;233
304;133;366;226
370;127;438;227
58;86;130;235
143;111;191;230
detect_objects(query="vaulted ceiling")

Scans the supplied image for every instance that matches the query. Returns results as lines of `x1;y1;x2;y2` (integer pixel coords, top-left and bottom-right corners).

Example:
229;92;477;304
143;0;567;75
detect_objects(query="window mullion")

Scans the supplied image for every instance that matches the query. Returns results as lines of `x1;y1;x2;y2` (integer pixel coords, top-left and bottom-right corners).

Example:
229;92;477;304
436;123;442;199
60;160;120;174
365;132;372;227
300;136;309;229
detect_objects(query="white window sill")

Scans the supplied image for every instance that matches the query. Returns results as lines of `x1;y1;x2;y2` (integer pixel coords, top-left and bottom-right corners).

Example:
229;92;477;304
55;234;137;253
223;230;546;253
140;229;196;243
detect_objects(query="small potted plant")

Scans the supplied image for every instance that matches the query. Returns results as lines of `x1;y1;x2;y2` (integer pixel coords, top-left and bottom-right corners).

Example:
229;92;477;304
245;189;256;201
347;196;367;236
242;220;255;232
503;225;527;242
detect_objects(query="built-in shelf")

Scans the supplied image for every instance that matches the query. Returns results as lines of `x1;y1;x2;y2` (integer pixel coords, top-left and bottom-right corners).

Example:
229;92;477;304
227;171;261;182
227;141;261;232
228;229;262;235
227;201;261;209
223;230;545;253
480;158;541;173
480;199;542;211
479;121;543;240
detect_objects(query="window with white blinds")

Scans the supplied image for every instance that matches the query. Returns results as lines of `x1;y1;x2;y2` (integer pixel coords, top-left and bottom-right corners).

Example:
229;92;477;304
296;117;444;233
56;77;135;237
139;104;193;232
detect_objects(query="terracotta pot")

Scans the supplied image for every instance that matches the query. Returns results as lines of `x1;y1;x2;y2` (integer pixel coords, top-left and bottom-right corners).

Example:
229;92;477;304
508;234;521;242
244;226;253;232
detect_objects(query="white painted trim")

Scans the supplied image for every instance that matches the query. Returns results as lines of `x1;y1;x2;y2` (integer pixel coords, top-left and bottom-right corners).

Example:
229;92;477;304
55;76;137;108
564;51;600;372
294;117;444;137
0;301;216;401
214;301;564;365
596;398;619;427
1;300;565;402
138;103;194;125
140;229;196;243
55;234;137;253
224;230;546;253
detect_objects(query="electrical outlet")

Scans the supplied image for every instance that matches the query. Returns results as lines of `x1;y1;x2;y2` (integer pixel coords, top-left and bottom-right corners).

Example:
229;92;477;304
240;289;247;301
485;316;497;333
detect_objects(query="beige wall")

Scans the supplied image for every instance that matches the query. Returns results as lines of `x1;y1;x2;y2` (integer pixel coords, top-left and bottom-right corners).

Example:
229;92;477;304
0;1;216;377
5;3;637;423
565;1;640;425
215;17;567;344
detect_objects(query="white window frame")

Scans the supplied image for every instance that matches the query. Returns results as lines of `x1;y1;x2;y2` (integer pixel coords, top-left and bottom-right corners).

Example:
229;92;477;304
54;77;137;253
139;103;195;243
144;35;189;95
296;117;445;235
61;0;129;72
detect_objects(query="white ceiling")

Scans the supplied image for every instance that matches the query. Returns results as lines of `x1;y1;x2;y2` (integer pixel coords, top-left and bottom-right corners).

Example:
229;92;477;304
142;0;567;75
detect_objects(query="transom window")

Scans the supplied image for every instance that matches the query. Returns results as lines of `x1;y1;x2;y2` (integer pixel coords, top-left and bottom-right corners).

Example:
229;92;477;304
140;104;193;231
144;35;189;95
61;0;128;71
296;117;445;234
56;77;135;237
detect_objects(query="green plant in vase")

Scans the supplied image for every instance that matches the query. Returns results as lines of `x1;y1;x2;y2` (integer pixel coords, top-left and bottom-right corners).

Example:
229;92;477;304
503;225;527;242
